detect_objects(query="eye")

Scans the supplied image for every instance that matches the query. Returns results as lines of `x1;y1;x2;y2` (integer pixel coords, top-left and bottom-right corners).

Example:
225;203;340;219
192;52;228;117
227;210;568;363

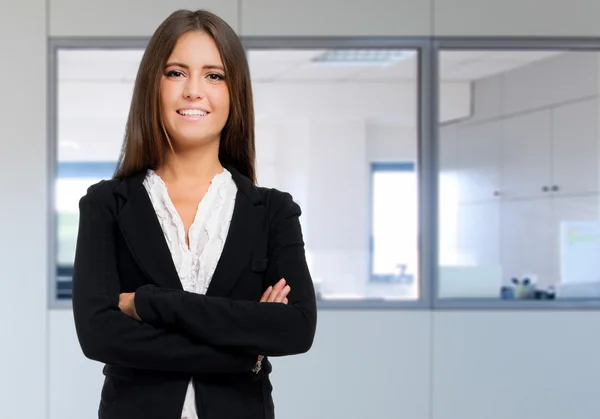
166;70;184;78
207;73;225;81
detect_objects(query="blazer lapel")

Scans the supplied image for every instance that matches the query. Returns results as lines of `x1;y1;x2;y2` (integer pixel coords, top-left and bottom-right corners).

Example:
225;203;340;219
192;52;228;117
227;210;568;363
206;166;265;297
115;172;183;290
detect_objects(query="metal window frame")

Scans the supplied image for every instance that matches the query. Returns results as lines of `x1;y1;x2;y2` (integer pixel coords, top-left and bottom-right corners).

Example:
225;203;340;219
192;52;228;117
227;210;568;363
48;36;432;310
434;37;600;310
243;37;434;310
48;35;600;311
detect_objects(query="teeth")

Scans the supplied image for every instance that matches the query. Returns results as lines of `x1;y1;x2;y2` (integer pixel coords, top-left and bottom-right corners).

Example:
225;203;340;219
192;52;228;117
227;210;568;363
178;109;207;116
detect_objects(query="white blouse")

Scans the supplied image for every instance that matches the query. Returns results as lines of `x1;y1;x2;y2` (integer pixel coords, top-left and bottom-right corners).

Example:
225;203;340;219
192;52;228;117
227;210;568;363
142;168;237;419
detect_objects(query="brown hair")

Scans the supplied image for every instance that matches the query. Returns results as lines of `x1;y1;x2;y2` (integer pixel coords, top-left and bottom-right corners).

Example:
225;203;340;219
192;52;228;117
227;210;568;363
113;9;256;183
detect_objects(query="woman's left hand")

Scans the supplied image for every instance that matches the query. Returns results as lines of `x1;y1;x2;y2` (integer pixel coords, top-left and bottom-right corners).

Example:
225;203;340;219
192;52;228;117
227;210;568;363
119;292;141;321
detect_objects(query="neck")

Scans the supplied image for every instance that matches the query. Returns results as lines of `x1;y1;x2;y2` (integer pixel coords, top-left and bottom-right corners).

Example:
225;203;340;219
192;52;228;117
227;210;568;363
157;141;223;184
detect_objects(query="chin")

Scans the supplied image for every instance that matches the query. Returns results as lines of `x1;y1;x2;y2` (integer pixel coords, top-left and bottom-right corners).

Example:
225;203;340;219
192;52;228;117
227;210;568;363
172;134;220;149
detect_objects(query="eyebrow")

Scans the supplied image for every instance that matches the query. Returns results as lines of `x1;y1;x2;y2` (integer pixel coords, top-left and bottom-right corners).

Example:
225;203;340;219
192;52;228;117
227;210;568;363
165;62;225;72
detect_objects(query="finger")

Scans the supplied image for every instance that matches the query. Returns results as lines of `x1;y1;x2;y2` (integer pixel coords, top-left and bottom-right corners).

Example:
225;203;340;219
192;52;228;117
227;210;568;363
283;298;288;304
260;286;273;302
273;285;291;303
261;286;272;302
268;279;287;302
118;293;126;310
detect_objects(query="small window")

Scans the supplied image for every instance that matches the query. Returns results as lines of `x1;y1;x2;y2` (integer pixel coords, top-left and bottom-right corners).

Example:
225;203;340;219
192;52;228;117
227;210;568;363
369;162;418;296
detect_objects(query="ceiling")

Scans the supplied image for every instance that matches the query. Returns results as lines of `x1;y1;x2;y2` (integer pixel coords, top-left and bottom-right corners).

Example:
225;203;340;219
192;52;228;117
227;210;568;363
58;48;564;84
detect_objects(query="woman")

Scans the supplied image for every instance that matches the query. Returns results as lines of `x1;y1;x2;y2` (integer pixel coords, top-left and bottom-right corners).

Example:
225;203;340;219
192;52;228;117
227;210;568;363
71;9;317;419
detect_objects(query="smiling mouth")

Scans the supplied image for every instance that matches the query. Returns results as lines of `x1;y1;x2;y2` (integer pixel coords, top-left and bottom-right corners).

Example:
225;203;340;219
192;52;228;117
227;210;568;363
177;109;208;117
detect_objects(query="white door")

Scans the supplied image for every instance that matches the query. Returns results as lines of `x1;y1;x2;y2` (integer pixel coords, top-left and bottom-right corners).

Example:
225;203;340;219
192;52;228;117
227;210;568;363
502;110;552;199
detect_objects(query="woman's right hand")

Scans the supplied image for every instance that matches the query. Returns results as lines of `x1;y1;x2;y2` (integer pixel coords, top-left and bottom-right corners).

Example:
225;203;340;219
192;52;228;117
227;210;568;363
256;279;290;368
260;278;290;304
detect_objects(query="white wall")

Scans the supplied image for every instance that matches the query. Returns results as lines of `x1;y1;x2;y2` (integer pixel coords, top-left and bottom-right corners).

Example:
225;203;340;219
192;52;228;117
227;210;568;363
48;0;600;37
0;0;47;417
4;1;600;419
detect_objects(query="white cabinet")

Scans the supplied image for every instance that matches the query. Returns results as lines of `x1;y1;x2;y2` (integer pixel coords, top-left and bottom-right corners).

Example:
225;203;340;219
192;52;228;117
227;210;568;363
448;96;600;290
501;110;553;199
457;201;501;266
500;198;555;286
456;99;600;200
551;98;599;196
499;99;599;199
456;121;502;203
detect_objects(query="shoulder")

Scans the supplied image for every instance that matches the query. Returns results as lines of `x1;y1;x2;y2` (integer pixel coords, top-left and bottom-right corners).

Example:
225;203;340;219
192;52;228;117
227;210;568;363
256;186;302;220
79;177;124;213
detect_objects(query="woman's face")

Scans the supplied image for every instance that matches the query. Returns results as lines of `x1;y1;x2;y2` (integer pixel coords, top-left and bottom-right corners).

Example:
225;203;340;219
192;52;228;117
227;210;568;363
160;31;230;150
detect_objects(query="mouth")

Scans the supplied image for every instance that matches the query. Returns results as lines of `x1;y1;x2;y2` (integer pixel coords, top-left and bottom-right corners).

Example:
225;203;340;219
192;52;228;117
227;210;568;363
177;109;209;117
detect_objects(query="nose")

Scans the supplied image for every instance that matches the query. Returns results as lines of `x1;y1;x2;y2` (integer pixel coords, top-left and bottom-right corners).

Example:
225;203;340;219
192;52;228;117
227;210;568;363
183;77;205;100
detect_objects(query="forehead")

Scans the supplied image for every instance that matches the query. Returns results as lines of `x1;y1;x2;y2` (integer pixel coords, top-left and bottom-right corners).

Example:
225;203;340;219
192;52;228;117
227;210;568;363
168;31;223;65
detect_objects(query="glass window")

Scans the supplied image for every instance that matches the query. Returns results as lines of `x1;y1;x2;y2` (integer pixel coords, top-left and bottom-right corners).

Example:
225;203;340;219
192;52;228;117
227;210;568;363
51;45;421;306
369;163;418;299
248;48;420;301
54;48;143;300
438;49;600;301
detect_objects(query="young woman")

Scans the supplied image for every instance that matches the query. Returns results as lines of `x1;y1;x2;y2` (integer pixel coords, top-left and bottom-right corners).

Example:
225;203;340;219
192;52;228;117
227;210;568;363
71;9;317;419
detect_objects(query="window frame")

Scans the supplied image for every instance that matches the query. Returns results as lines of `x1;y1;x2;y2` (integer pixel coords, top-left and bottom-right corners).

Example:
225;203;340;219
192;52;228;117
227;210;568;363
434;38;600;310
49;37;432;310
50;37;600;310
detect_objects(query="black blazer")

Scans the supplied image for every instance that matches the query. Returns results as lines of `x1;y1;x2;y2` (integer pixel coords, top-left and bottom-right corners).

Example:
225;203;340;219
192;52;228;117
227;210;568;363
71;165;317;419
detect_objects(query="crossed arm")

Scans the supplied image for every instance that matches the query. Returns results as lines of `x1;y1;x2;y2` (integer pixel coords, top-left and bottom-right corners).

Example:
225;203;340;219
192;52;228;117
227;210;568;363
116;192;316;357
72;186;316;375
119;278;291;321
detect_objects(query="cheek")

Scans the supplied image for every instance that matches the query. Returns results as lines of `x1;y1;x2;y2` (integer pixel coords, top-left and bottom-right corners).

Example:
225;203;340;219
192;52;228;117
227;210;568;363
160;84;178;108
215;87;230;117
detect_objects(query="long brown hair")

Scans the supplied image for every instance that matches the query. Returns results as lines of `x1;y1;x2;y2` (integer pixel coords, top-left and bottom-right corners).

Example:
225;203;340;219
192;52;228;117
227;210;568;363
113;9;256;183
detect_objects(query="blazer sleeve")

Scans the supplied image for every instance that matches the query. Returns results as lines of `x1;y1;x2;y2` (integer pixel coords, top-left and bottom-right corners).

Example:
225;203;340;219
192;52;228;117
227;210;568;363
71;184;257;374
134;191;318;357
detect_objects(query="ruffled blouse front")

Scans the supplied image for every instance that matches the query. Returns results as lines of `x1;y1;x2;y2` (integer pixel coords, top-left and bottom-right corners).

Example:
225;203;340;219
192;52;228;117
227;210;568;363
142;167;237;419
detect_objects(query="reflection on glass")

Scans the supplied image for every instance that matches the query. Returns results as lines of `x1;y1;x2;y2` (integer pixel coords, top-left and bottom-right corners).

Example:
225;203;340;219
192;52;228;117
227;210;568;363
248;48;419;301
438;49;600;301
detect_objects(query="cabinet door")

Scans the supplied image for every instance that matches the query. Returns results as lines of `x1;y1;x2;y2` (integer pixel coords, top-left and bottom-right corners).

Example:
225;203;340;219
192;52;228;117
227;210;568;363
456;121;502;203
500;198;554;287
552;98;599;196
502;110;552;199
456;201;501;267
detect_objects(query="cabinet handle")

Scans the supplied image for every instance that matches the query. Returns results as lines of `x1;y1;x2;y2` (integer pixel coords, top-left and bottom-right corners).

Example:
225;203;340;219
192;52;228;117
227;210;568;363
542;186;549;192
551;185;559;191
493;190;500;197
